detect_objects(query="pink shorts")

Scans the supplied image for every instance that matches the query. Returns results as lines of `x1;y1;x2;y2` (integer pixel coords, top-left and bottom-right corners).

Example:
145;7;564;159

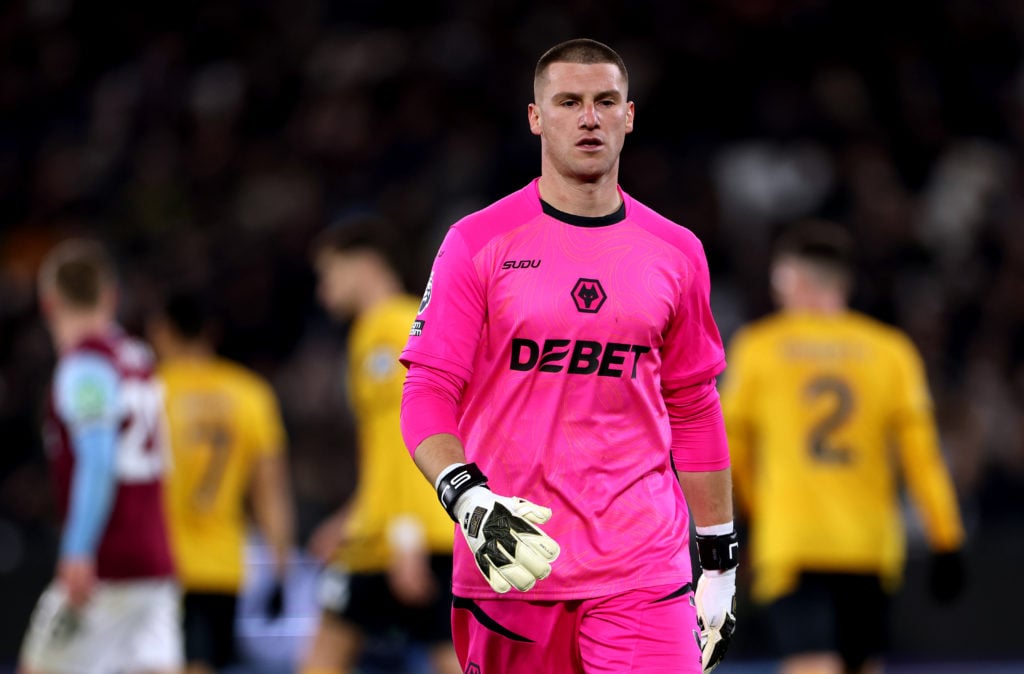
452;582;701;674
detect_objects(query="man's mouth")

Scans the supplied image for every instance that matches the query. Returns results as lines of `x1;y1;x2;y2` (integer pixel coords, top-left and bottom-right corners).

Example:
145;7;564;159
577;138;603;149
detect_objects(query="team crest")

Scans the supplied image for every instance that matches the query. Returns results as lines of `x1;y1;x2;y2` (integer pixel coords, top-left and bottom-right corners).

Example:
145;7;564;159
419;271;433;314
571;278;607;313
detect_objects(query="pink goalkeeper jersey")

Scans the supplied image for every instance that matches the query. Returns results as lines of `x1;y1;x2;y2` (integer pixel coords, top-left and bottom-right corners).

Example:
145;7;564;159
401;179;728;600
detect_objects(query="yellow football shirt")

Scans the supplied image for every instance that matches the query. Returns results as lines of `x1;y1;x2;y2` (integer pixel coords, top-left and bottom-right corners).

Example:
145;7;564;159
720;311;964;603
160;357;286;592
334;294;455;572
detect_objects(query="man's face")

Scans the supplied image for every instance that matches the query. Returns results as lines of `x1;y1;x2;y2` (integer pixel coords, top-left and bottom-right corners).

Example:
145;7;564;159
315;249;364;321
528;61;634;183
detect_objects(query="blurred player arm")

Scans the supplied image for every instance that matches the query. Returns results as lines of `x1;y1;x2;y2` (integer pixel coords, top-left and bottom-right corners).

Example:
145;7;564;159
251;453;294;579
892;339;966;601
54;353;121;608
248;384;295;583
892;339;965;553
717;331;756;517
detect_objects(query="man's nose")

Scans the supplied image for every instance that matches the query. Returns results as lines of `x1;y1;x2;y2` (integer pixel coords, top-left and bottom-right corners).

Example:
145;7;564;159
579;104;598;129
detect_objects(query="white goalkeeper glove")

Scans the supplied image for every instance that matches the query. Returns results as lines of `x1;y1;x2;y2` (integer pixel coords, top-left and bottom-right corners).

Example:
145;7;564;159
694;527;739;673
436;463;560;593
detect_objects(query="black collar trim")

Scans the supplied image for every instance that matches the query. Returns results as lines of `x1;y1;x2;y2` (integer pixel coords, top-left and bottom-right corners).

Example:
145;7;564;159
541;199;626;227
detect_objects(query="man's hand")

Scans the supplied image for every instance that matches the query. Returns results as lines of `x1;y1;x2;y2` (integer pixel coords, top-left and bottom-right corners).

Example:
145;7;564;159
58;557;97;609
386;515;437;606
694;527;739;672
436;463;560;593
388;546;437;606
695;568;736;673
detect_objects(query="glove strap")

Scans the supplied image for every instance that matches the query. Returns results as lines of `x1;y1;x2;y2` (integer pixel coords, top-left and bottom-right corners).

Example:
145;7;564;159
436;463;489;522
695;530;739;571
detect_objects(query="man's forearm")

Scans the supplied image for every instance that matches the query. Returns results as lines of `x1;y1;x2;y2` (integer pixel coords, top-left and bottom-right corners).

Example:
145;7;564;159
676;467;734;528
252;454;295;576
413;433;468;486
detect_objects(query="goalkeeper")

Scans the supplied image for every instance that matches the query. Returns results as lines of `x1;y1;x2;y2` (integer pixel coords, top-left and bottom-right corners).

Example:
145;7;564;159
399;38;737;674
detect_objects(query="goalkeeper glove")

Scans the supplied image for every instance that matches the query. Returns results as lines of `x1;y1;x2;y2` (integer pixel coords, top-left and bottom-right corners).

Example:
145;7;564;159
436;463;560;593
694;528;739;673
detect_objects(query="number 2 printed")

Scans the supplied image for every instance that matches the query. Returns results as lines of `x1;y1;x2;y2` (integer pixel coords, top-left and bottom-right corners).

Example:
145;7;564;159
804;376;854;464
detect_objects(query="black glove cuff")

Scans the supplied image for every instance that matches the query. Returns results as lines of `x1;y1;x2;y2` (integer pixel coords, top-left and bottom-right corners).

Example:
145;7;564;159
436;463;489;522
695;530;739;571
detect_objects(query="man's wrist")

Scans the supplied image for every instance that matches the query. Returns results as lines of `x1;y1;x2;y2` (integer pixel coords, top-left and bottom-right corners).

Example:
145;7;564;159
435;462;489;521
695;523;739;571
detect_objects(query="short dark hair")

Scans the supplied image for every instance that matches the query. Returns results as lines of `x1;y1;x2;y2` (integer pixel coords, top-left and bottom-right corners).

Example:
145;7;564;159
309;213;401;268
534;38;628;91
39;238;116;308
773;220;856;278
160;288;213;341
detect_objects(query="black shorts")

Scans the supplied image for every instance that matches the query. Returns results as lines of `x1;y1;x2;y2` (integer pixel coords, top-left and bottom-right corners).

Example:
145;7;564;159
317;554;454;646
766;572;890;669
182;591;238;668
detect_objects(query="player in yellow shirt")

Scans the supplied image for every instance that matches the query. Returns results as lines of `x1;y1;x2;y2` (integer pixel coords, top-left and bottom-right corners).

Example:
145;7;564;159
720;220;966;674
301;217;459;674
148;290;295;674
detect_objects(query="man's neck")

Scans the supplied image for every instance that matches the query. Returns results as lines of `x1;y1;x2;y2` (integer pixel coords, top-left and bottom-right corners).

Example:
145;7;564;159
55;313;112;354
355;273;402;315
537;172;622;217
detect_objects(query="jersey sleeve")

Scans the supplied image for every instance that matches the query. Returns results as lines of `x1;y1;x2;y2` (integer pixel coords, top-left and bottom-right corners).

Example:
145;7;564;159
659;240;726;388
400;226;486;381
248;379;286;458
891;335;965;551
54;353;121;558
55;352;121;428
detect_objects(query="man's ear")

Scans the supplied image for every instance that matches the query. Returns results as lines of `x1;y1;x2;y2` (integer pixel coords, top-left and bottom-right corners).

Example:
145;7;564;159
528;103;542;137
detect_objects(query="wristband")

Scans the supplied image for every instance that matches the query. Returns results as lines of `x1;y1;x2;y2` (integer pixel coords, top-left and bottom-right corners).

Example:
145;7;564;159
436;462;489;521
695;529;739;571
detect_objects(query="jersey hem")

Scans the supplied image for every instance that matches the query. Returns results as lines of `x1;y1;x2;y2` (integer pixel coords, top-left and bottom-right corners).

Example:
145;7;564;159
451;571;693;601
399;350;473;382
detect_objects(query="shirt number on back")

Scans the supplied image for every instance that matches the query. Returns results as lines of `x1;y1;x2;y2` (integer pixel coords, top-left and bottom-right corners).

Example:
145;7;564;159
117;380;167;482
804;376;853;464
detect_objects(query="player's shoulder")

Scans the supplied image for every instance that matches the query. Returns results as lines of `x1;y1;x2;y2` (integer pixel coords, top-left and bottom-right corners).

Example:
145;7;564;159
67;330;155;376
352;294;419;345
448;182;542;254
844;311;922;359
367;294;420;326
623;191;706;258
214;357;275;395
170;356;275;402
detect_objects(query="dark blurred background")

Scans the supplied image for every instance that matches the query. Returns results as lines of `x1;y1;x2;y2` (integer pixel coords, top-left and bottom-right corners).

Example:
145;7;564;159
1;0;1022;670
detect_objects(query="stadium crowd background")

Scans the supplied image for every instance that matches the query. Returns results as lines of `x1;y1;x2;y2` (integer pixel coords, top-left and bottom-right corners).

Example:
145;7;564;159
1;0;1022;668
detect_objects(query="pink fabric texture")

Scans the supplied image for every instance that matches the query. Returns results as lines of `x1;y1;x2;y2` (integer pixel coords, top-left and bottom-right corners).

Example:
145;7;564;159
401;179;728;600
666;378;731;471
452;583;701;673
400;362;464;455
